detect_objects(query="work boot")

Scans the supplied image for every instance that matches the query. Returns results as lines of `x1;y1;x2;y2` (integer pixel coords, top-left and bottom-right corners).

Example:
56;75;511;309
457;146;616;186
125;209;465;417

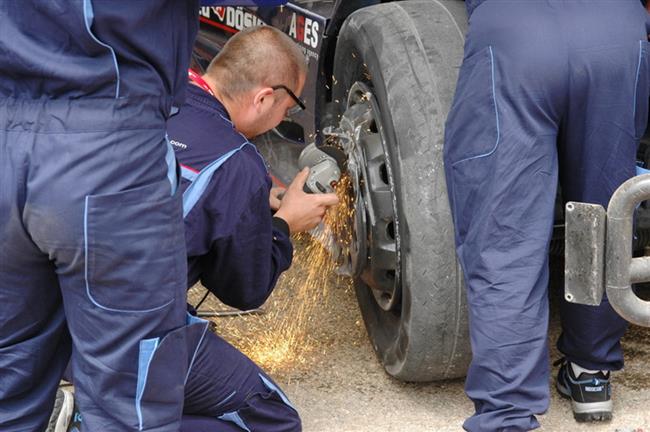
555;359;613;422
46;388;82;432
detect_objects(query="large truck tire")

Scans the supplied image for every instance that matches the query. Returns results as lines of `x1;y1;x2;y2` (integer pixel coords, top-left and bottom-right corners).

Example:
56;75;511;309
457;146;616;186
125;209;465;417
331;0;470;381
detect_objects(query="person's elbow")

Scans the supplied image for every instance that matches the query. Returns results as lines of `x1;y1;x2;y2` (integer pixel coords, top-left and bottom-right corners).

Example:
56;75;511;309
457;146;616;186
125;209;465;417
222;290;271;311
241;292;271;310
202;277;272;310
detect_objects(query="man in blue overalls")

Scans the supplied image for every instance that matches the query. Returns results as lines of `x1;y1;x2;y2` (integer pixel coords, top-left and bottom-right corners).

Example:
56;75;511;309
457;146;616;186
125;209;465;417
0;1;288;431
171;25;339;432
444;0;649;430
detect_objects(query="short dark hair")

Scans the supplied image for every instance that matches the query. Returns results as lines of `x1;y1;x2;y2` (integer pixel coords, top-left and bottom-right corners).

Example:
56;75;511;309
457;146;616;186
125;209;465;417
206;26;308;101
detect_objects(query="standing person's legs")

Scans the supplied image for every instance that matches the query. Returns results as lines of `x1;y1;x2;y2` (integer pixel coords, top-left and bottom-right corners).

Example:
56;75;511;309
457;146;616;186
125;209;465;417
5;97;200;431
183;330;301;432
0;124;72;430
444;3;566;431
556;0;649;387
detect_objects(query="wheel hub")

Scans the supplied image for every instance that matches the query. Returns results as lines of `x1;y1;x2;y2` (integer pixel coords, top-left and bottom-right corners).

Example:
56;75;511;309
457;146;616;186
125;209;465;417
324;82;401;312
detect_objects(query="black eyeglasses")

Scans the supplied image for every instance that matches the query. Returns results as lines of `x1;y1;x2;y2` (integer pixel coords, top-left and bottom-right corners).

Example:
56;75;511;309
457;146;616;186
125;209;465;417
271;84;306;116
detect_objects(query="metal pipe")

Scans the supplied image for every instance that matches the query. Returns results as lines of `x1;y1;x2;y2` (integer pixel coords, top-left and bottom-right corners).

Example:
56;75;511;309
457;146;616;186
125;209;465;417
629;256;650;284
606;174;650;326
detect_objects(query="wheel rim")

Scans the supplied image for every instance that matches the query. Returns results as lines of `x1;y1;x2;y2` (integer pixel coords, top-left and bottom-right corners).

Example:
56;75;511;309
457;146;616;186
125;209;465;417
331;81;401;312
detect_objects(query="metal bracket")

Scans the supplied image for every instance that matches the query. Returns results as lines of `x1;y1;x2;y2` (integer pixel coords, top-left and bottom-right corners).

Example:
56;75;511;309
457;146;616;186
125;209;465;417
565;174;650;326
564;202;606;306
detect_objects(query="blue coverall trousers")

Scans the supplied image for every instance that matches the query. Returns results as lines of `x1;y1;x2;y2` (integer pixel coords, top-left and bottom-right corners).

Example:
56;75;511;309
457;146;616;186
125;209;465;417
443;1;650;430
1;1;296;430
180;330;301;432
0;97;203;431
0;102;300;432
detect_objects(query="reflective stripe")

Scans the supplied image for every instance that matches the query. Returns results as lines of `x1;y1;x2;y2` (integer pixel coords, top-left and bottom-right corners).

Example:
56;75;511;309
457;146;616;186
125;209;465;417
165;134;177;196
82;0;121;98
633;40;644;121
186;312;207;326
181;165;199;182
258;373;296;411
184;313;210;385
218;411;251;432
136;338;160;431
637;165;650;176
216;390;237;408
214;112;268;168
182;142;252;218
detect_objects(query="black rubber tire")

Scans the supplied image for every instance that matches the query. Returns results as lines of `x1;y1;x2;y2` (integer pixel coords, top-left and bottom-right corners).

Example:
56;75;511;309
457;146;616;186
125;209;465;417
332;0;470;381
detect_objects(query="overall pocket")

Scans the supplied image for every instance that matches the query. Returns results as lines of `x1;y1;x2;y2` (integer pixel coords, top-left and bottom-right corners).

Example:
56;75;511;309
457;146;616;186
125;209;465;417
445;46;498;164
84;178;185;312
444;46;499;242
136;315;209;430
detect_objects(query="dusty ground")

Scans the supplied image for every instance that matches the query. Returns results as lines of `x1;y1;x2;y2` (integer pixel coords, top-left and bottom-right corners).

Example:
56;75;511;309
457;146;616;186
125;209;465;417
189;243;650;432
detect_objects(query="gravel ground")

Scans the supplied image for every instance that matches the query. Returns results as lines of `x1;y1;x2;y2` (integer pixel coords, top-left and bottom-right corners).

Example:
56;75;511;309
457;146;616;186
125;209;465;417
189;244;650;432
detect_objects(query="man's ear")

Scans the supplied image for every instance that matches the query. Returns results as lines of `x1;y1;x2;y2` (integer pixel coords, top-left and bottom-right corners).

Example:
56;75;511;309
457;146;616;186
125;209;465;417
253;86;275;113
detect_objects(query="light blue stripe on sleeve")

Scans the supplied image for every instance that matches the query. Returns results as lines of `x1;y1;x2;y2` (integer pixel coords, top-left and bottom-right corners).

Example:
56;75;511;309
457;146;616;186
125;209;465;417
181;166;199;182
182;142;252;218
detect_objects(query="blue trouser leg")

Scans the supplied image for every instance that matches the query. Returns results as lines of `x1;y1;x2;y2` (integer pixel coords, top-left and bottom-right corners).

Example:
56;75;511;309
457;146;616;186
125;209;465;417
181;415;229;431
0;206;71;431
556;36;650;371
183;331;301;432
445;5;563;430
0;117;71;429
61;326;300;431
0;97;199;431
444;1;648;431
445;44;557;432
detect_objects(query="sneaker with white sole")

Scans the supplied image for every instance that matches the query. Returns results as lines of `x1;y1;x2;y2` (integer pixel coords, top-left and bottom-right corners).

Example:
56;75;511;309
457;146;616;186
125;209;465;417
555;359;613;422
46;388;74;432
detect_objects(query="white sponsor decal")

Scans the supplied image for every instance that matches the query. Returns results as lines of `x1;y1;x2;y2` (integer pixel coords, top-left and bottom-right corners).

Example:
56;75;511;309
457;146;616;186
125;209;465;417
585;386;603;392
199;6;265;31
288;13;319;49
170;139;187;150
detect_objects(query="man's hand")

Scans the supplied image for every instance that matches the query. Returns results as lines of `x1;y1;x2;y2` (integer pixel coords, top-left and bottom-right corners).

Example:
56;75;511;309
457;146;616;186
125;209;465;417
274;168;339;234
269;187;286;211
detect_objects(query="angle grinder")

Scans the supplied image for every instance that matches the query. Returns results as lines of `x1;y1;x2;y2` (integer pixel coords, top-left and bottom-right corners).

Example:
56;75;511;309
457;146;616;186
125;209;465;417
298;143;346;194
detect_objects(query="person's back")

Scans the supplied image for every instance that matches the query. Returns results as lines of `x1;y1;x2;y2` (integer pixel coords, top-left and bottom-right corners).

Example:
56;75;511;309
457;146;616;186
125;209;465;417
169;83;293;308
1;1;196;107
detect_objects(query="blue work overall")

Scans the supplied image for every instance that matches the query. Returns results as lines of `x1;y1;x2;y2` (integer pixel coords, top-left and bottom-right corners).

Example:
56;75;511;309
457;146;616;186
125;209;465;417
177;140;300;432
444;1;650;430
0;1;290;431
0;1;207;430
